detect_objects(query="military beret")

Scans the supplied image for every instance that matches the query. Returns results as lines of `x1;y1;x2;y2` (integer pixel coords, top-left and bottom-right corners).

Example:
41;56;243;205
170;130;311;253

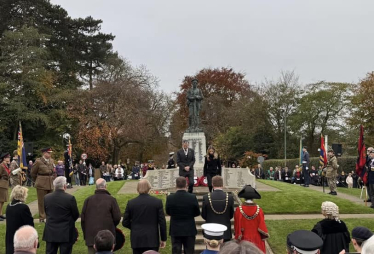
352;226;373;242
41;147;53;153
238;185;261;200
287;230;323;254
0;152;10;159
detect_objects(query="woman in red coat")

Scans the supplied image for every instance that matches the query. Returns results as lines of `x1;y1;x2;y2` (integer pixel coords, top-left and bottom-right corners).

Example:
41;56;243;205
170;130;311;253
234;185;269;253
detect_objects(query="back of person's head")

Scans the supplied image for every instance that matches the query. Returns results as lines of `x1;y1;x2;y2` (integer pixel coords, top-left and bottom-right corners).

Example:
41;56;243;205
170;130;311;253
94;230;115;252
219;240;263;254
53;176;67;190
212;176;223;188
96;178;107;189
137;179;151;194
14;225;38;252
176;176;187;189
352;226;373;249
10;185;29;202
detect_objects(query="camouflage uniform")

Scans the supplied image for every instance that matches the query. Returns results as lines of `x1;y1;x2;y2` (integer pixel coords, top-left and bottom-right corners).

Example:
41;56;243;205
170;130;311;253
326;155;338;192
31;157;54;220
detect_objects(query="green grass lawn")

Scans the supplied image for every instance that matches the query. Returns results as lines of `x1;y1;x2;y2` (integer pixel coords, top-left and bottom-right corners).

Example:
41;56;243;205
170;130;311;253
0;221;172;254
267;218;374;253
256;180;373;214
337;186;367;198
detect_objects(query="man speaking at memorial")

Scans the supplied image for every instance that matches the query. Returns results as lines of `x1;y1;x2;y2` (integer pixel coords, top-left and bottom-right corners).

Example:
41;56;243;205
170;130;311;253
177;140;195;193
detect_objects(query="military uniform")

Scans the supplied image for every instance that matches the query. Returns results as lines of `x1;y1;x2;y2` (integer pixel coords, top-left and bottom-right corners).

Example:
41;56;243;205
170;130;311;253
31;155;54;221
0;161;10;203
9;159;22;187
326;154;338;194
366;151;374;208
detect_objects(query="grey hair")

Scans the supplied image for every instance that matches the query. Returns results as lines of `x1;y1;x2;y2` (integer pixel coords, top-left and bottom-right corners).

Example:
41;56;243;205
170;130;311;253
10;185;28;202
96;178;107;189
53;176;67;190
14;225;38;250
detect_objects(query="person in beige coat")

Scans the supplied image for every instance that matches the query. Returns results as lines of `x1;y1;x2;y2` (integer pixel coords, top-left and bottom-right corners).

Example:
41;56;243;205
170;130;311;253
31;147;54;222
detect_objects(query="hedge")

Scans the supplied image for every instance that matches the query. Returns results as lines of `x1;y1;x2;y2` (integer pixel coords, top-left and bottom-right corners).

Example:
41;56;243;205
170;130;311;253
262;156;357;174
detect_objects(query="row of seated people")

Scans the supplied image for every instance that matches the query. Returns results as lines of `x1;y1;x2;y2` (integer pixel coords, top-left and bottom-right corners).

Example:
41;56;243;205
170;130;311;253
253;165;362;188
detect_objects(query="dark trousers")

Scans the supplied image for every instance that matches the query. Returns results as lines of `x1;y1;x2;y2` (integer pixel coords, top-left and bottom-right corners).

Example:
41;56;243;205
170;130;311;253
80;173;86;185
133;247;159;254
46;242;73;254
302;165;310;185
171;236;195;254
368;184;374;204
207;173;218;192
64;168;71;184
186;174;194;193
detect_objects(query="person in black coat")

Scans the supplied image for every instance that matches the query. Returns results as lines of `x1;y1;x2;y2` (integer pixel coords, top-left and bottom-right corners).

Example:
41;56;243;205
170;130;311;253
5;185;34;254
78;160;87;186
167;152;176;169
203;146;222;193
176;140;196;193
122;179;167;254
43;176;79;254
311;201;350;254
166;177;200;254
302;146;311;187
201;176;234;242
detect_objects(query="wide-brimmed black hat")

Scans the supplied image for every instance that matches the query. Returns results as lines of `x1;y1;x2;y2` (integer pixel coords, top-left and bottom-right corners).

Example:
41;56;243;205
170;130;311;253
238;185;261;200
0;152;10;160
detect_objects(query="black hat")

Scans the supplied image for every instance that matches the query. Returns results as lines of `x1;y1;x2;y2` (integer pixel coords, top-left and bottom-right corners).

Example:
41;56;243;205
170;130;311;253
0;152;10;160
238;185;261;200
352;226;373;242
287;230;323;254
191;78;198;82
202;223;227;240
303;146;308;150
41;147;53;153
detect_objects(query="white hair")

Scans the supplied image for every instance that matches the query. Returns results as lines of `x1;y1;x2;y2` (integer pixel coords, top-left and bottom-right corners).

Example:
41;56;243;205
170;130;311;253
53;176;67;190
362;236;374;254
14;225;38;250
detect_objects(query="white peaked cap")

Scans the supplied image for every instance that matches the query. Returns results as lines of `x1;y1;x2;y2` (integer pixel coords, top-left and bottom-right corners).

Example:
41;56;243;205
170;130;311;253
202;223;227;239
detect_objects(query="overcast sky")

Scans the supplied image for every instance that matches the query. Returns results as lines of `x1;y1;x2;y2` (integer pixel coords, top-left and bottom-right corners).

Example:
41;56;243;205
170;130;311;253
50;0;374;93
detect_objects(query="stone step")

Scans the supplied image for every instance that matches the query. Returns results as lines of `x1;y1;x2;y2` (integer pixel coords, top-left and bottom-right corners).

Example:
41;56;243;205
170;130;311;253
194;244;207;254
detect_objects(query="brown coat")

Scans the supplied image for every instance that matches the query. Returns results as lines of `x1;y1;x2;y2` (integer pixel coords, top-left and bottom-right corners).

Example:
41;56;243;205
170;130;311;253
81;189;121;247
0;162;10;202
10;160;21;187
31;157;54;191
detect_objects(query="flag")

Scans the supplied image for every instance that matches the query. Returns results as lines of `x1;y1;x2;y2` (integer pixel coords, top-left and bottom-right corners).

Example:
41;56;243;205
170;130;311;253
356;125;367;181
320;134;328;167
17;122;27;169
299;137;303;165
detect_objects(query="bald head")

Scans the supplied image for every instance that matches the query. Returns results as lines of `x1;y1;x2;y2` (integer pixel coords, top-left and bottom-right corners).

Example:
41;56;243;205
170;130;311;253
96;178;107;189
14;225;38;253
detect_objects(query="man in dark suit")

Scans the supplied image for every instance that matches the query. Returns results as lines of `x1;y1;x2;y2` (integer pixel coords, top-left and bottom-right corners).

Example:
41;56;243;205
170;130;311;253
302;146;311;187
43;176;79;254
177;140;196;193
123;179;167;254
201;176;234;242
166;177;200;254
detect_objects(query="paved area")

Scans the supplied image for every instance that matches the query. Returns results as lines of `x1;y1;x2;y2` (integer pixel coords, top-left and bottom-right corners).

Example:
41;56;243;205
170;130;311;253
255;181;279;192
306;184;372;207
116;180;139;194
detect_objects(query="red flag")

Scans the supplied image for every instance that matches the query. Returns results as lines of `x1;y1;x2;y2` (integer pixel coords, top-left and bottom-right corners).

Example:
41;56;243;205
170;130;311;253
356;125;367;182
320;134;328;167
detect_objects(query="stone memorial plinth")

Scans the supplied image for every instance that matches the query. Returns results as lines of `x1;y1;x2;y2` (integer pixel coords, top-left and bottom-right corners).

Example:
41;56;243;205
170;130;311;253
145;167;256;189
182;132;206;168
222;167;256;189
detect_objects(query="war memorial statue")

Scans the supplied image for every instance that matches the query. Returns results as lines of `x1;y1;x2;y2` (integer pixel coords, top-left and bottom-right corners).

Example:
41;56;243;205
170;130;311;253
186;79;204;133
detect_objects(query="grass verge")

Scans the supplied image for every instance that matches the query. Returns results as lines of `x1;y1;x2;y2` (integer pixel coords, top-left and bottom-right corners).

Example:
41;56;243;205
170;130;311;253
256;180;372;214
267;218;374;253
